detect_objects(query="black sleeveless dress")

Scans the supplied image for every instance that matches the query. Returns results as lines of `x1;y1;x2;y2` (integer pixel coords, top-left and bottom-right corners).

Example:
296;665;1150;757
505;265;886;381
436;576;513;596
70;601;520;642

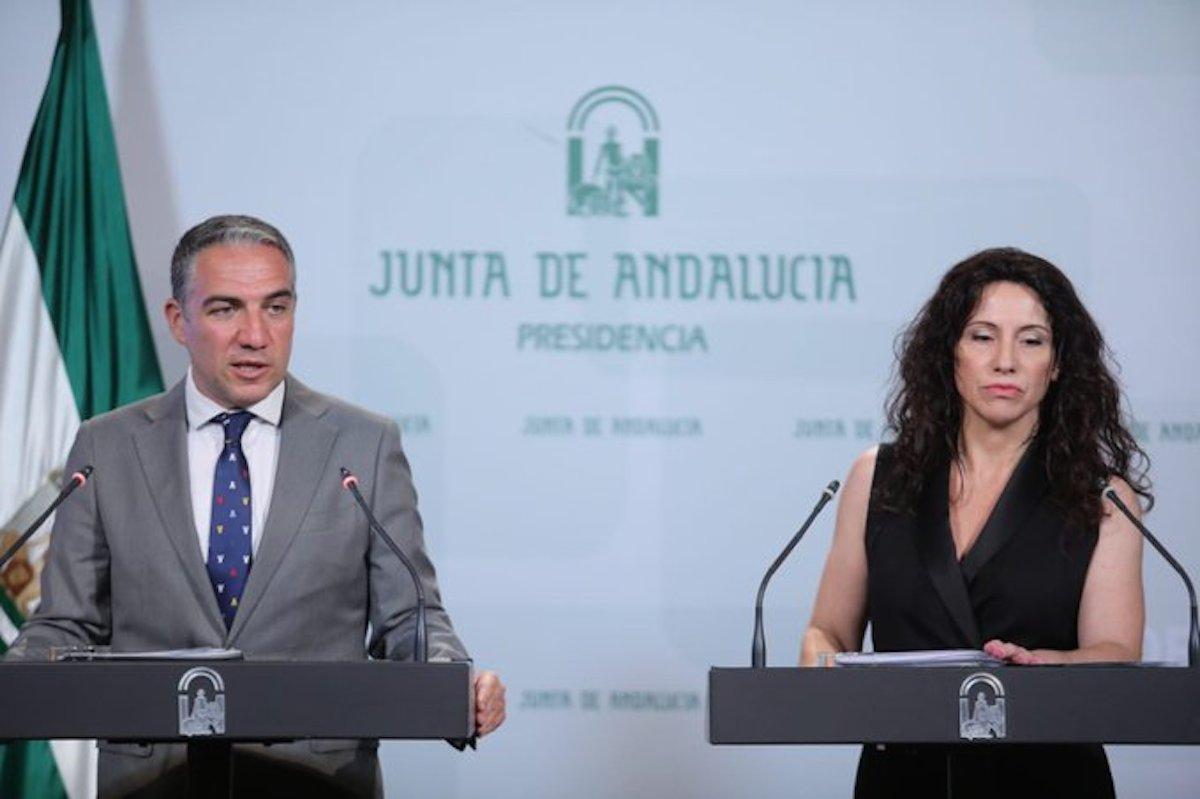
856;443;1115;799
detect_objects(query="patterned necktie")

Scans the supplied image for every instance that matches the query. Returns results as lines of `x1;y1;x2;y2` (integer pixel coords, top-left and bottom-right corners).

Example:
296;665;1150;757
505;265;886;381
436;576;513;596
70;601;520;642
207;411;253;629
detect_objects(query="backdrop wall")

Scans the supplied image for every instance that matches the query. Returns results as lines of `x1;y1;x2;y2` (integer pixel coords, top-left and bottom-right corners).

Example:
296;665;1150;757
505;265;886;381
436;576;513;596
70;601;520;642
2;2;1198;796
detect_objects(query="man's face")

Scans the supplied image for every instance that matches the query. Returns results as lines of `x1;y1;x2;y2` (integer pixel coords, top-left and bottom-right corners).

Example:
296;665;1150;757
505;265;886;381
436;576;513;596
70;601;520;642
165;243;295;409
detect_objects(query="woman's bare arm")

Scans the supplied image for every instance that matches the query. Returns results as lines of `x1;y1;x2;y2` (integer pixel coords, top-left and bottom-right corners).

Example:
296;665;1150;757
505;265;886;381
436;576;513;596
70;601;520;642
800;447;877;665
984;477;1144;665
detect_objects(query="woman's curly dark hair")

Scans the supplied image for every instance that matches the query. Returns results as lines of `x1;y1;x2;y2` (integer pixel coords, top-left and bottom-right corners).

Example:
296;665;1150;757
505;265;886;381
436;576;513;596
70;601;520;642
880;247;1151;531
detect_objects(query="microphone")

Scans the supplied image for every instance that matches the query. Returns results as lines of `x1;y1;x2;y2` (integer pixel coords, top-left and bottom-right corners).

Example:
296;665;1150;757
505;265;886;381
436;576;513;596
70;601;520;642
0;466;94;573
1100;482;1199;668
340;467;428;663
752;480;840;668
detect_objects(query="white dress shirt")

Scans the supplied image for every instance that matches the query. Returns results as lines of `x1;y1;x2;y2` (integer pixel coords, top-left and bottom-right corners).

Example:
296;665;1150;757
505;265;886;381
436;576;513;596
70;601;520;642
184;368;284;561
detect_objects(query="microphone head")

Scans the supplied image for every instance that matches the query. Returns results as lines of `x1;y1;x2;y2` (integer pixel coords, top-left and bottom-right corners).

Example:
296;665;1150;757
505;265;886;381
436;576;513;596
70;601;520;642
822;480;841;499
339;467;359;490
1095;476;1123;503
72;465;95;487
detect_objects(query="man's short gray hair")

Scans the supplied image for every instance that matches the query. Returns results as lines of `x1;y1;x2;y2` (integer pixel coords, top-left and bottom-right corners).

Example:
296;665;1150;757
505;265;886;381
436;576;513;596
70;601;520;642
170;214;295;302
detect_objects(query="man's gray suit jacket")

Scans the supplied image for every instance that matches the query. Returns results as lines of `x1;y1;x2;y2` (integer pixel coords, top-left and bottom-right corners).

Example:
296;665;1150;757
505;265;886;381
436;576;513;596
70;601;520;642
8;376;468;797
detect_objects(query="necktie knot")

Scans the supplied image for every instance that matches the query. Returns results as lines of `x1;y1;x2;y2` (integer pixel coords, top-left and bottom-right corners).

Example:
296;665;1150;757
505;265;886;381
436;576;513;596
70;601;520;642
214;411;254;446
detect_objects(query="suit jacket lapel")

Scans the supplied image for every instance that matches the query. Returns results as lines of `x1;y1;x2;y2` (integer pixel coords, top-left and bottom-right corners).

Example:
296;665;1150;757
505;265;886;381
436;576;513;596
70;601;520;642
229;377;338;641
911;461;982;647
131;381;226;637
960;442;1046;583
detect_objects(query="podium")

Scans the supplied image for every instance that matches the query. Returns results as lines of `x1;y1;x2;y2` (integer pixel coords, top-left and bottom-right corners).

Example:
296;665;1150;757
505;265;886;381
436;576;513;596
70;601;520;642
0;659;474;797
708;665;1200;744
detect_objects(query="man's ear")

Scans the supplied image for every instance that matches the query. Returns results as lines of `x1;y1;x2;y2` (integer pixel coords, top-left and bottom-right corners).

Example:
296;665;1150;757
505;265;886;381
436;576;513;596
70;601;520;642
165;298;188;346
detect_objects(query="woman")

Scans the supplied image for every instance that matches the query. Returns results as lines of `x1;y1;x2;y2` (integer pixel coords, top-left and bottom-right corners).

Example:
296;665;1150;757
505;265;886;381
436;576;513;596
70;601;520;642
801;248;1151;798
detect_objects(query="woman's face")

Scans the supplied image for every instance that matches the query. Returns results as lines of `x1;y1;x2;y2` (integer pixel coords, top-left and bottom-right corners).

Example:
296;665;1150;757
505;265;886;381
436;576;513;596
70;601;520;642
954;280;1058;431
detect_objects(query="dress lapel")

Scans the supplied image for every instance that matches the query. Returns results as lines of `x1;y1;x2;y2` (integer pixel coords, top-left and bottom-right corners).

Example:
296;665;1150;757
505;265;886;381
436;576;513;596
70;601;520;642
960;442;1047;583
911;459;982;647
131;381;226;637
228;377;338;641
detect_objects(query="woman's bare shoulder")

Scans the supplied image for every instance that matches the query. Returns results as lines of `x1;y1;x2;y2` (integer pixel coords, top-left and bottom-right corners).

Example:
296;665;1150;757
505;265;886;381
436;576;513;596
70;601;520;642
836;446;881;515
846;446;880;490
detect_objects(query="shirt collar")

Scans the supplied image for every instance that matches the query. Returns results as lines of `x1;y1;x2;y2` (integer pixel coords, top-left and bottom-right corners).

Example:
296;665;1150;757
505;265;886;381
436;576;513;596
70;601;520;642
184;367;286;431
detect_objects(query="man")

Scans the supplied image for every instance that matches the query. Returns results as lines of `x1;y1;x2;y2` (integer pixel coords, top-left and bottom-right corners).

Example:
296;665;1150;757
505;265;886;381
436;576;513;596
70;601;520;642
8;215;505;796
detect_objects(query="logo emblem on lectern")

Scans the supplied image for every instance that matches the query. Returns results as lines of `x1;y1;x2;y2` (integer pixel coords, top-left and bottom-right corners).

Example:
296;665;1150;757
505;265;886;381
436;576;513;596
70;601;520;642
178;666;226;736
958;672;1006;740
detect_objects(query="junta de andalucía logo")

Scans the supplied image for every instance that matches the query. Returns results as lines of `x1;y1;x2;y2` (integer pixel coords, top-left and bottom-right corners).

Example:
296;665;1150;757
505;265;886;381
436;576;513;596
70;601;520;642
567;86;659;218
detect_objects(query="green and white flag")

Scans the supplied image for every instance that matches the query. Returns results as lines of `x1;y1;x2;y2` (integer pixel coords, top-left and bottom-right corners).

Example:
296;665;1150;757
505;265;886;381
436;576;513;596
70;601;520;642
0;0;164;796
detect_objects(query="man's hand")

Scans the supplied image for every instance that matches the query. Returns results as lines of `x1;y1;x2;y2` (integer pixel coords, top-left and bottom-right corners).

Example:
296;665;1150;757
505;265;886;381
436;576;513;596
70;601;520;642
474;670;506;737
